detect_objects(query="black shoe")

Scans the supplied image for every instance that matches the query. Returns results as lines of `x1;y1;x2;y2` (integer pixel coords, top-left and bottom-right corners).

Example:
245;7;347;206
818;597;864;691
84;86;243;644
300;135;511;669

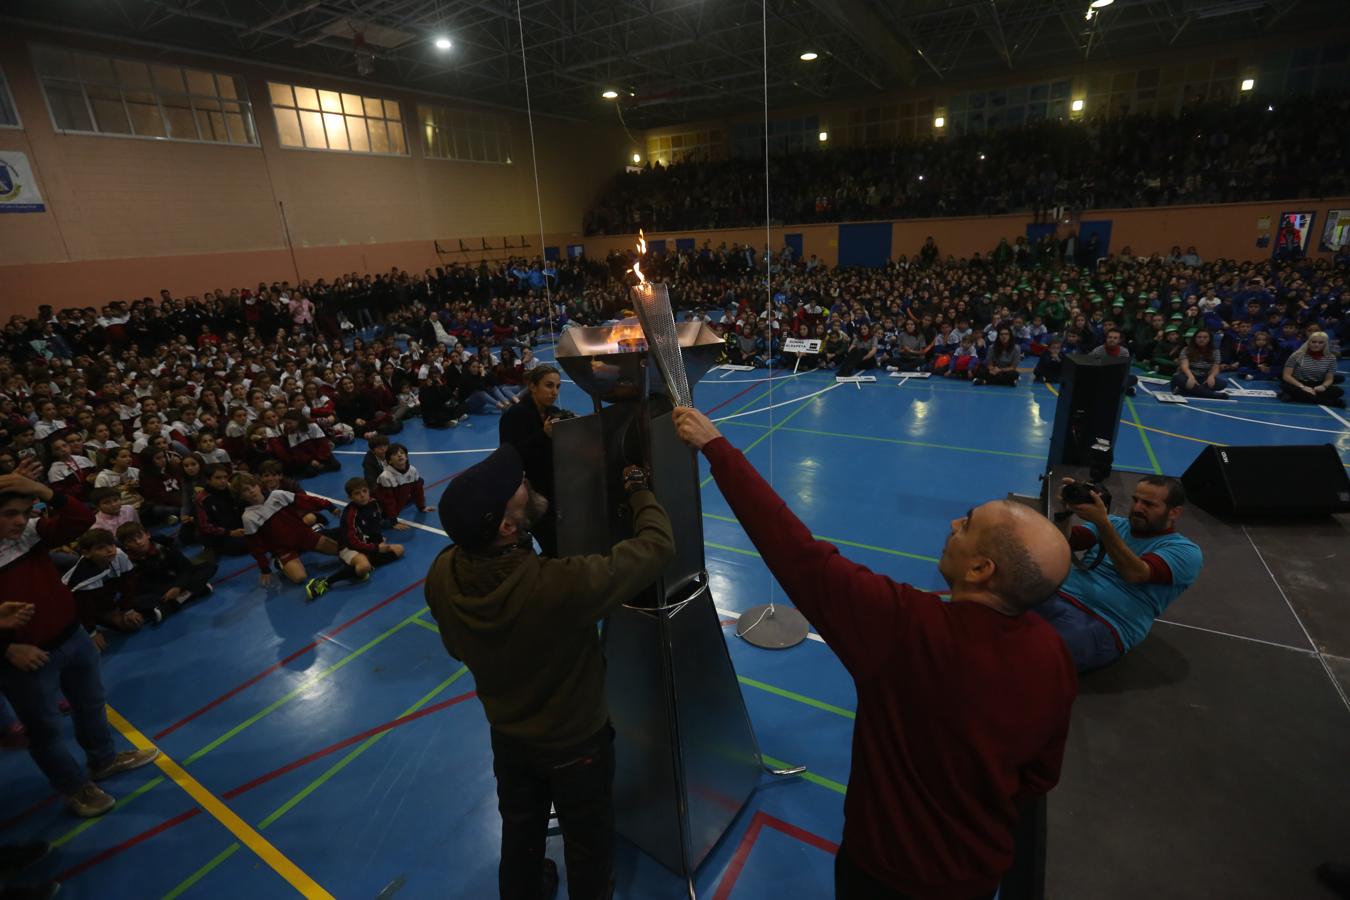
540;858;559;900
1317;862;1350;899
1125;386;1136;396
0;842;50;874
0;882;61;900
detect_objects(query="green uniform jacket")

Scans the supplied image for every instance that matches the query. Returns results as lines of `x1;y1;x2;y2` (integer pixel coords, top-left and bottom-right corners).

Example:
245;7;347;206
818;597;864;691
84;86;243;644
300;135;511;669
425;490;675;750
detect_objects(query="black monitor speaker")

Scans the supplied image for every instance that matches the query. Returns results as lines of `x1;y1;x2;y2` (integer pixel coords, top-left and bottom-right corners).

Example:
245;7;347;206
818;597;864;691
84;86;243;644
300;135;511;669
1180;444;1350;517
1047;354;1128;468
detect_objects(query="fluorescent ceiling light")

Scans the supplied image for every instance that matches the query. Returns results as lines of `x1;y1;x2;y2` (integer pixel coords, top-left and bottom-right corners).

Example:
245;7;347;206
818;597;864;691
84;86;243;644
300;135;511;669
1240;78;1255;91
800;51;819;61
601;89;619;99
434;37;451;50
818;131;828;142
1089;0;1114;7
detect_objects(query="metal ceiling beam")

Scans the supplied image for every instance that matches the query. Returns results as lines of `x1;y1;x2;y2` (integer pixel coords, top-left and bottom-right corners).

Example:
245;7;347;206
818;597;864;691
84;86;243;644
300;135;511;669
241;0;324;35
797;0;915;84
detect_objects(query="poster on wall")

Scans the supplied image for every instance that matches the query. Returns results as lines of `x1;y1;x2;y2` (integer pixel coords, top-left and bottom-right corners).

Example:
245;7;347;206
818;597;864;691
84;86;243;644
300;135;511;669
1319;209;1350;252
0;152;46;213
1273;210;1314;260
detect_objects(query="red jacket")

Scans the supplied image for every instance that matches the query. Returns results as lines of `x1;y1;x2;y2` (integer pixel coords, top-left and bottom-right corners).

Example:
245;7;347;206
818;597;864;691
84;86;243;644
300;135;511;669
241;489;334;572
701;437;1076;899
375;464;425;518
0;494;96;647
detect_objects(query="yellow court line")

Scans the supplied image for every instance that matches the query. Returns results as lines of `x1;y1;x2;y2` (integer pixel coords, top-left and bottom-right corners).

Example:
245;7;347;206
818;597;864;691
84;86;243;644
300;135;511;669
105;706;336;900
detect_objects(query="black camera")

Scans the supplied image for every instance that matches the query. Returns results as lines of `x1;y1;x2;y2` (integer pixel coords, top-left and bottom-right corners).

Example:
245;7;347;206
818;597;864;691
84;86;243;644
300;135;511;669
545;405;577;421
1061;480;1111;509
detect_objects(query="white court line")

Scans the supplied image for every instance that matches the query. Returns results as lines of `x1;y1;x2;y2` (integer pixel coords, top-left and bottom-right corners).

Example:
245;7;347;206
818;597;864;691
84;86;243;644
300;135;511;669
715;605;825;643
308;492;447;536
1241;524;1350;716
334;447;494;456
1175;402;1349;435
1321;402;1350;430
712;383;842;423
1155;617;1316;656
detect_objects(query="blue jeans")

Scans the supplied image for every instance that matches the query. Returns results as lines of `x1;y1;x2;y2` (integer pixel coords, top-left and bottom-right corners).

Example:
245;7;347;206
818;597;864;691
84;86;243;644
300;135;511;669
0;627;117;793
1032;594;1122;672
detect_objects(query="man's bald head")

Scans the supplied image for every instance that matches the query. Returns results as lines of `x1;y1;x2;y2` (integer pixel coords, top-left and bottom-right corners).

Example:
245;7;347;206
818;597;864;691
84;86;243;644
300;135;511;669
939;500;1071;614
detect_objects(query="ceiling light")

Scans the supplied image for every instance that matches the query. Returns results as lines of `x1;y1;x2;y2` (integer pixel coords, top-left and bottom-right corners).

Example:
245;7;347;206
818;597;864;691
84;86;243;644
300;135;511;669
1071;99;1085;111
632;153;641;163
1089;0;1114;7
1240;78;1255;91
933;116;945;128
434;37;452;50
917;174;925;181
601;89;619;99
818;131;828;142
800;51;818;61
979;153;986;160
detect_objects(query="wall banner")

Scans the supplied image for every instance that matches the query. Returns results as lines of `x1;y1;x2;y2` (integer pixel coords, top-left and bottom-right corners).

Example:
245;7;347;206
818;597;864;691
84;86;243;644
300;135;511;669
0;152;46;213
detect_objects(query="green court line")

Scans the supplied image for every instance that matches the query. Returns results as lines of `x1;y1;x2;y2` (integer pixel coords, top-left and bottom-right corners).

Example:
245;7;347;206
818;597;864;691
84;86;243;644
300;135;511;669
705;539;761;558
738;676;855;720
725;422;1044;461
1124;397;1162;475
52;600;427;849
725;385;777;416
162;666;471;900
761;754;848;795
702;386;835;487
410;616;442;634
704;513;939;563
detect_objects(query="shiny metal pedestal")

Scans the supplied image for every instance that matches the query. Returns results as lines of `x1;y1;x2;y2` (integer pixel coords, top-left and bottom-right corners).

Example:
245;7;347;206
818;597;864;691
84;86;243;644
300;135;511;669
552;330;766;880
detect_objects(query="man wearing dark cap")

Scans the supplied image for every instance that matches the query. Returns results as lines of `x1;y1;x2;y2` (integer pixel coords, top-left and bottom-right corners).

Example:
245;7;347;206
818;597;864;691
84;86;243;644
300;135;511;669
426;445;674;900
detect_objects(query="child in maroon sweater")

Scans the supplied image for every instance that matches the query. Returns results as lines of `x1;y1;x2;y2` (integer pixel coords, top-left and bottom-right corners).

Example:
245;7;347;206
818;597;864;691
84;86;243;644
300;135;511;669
374;444;436;521
232;473;365;601
276;411;341;476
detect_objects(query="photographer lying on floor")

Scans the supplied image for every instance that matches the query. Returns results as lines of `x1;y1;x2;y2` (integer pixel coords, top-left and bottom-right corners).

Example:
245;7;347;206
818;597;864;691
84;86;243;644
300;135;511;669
1038;475;1203;671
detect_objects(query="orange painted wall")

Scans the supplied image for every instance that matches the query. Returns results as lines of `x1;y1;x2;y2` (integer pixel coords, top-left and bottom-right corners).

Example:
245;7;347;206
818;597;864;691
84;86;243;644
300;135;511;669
583;197;1350;268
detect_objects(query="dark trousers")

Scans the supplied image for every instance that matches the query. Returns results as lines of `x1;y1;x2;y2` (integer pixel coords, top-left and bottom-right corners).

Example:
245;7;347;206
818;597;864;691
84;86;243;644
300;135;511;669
835;844;997;900
491;724;615;900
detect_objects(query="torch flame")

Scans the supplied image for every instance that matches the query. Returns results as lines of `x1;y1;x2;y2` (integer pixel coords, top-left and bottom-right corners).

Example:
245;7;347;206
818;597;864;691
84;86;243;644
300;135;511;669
611;323;646;343
631;228;647;284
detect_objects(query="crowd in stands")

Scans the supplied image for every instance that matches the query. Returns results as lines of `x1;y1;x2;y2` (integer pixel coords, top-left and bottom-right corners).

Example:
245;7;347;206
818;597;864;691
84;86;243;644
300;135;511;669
0;235;1345;756
586;96;1350;234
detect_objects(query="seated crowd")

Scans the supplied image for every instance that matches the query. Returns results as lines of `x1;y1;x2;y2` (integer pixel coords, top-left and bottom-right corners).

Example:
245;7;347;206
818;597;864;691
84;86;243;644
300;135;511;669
632;236;1346;404
586;95;1350;235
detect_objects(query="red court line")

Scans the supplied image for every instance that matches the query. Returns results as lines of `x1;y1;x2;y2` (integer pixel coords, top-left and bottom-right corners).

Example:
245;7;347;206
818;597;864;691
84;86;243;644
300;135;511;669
2;577;431;835
55;688;478;883
154;577;427;740
711;811;839;900
706;382;762;415
211;561;257;585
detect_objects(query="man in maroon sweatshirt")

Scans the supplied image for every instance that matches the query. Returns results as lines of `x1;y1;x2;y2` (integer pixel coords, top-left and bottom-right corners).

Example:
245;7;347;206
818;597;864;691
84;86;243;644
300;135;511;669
0;468;158;818
671;407;1077;900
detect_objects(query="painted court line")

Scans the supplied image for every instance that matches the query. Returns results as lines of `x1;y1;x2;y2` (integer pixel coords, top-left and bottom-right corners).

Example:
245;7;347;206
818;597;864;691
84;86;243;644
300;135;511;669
712;383;843;423
58;686;479;884
703;512;939;564
711;810;840;900
51;585;430;849
104;706;336;900
161;666;473;898
1155;618;1317;656
334;447;493;456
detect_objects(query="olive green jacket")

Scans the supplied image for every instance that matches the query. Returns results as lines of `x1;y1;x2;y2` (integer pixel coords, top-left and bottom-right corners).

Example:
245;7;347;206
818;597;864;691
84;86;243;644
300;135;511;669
425;490;674;749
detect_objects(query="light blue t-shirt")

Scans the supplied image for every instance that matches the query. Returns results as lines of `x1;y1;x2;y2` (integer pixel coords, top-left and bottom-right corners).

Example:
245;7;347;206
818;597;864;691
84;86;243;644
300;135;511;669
1060;515;1203;650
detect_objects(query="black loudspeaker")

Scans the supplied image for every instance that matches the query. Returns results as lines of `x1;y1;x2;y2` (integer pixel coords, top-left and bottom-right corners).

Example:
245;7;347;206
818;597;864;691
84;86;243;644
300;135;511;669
1180;444;1350;516
1047;354;1129;468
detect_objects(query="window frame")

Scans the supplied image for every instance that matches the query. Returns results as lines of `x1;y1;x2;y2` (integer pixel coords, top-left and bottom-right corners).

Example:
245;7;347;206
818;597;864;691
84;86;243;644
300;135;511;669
29;44;258;146
270;81;409;158
417;103;512;164
0;65;21;130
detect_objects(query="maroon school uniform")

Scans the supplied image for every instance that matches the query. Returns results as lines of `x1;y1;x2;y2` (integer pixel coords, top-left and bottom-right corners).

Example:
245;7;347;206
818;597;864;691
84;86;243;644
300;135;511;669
241;489;334;572
47;455;97;500
0;495;96;647
278;423;335;469
375;463;425;519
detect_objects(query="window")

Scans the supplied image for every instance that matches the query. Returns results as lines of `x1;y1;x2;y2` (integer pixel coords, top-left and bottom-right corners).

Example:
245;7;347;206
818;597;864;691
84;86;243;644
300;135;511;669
29;45;256;143
0;66;19;128
418;104;511;163
645;128;723;166
270;81;406;155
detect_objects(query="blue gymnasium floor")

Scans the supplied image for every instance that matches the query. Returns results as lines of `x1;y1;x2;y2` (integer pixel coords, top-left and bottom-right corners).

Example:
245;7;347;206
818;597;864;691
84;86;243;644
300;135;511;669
2;349;1349;900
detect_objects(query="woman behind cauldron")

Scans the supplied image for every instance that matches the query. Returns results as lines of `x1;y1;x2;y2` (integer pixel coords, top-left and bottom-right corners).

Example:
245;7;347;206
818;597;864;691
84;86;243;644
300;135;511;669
498;365;569;555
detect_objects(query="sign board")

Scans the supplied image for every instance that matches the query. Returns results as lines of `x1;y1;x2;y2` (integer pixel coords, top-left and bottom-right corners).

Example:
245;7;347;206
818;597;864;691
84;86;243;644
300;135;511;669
889;371;931;378
783;338;821;353
835;375;877;384
0;152;45;213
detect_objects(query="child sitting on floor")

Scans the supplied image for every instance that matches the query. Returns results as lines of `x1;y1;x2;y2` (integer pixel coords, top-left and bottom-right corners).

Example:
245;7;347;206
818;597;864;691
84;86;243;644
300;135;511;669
375;444;435;521
90;486;138;534
62;528;142;649
232;473;366;602
116;521;217;618
339;478;405;575
195;464;247;557
362;434;390;484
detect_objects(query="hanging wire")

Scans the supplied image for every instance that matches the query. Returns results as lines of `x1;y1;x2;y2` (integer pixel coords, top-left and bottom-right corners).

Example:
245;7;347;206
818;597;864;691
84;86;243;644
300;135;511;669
513;0;556;345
